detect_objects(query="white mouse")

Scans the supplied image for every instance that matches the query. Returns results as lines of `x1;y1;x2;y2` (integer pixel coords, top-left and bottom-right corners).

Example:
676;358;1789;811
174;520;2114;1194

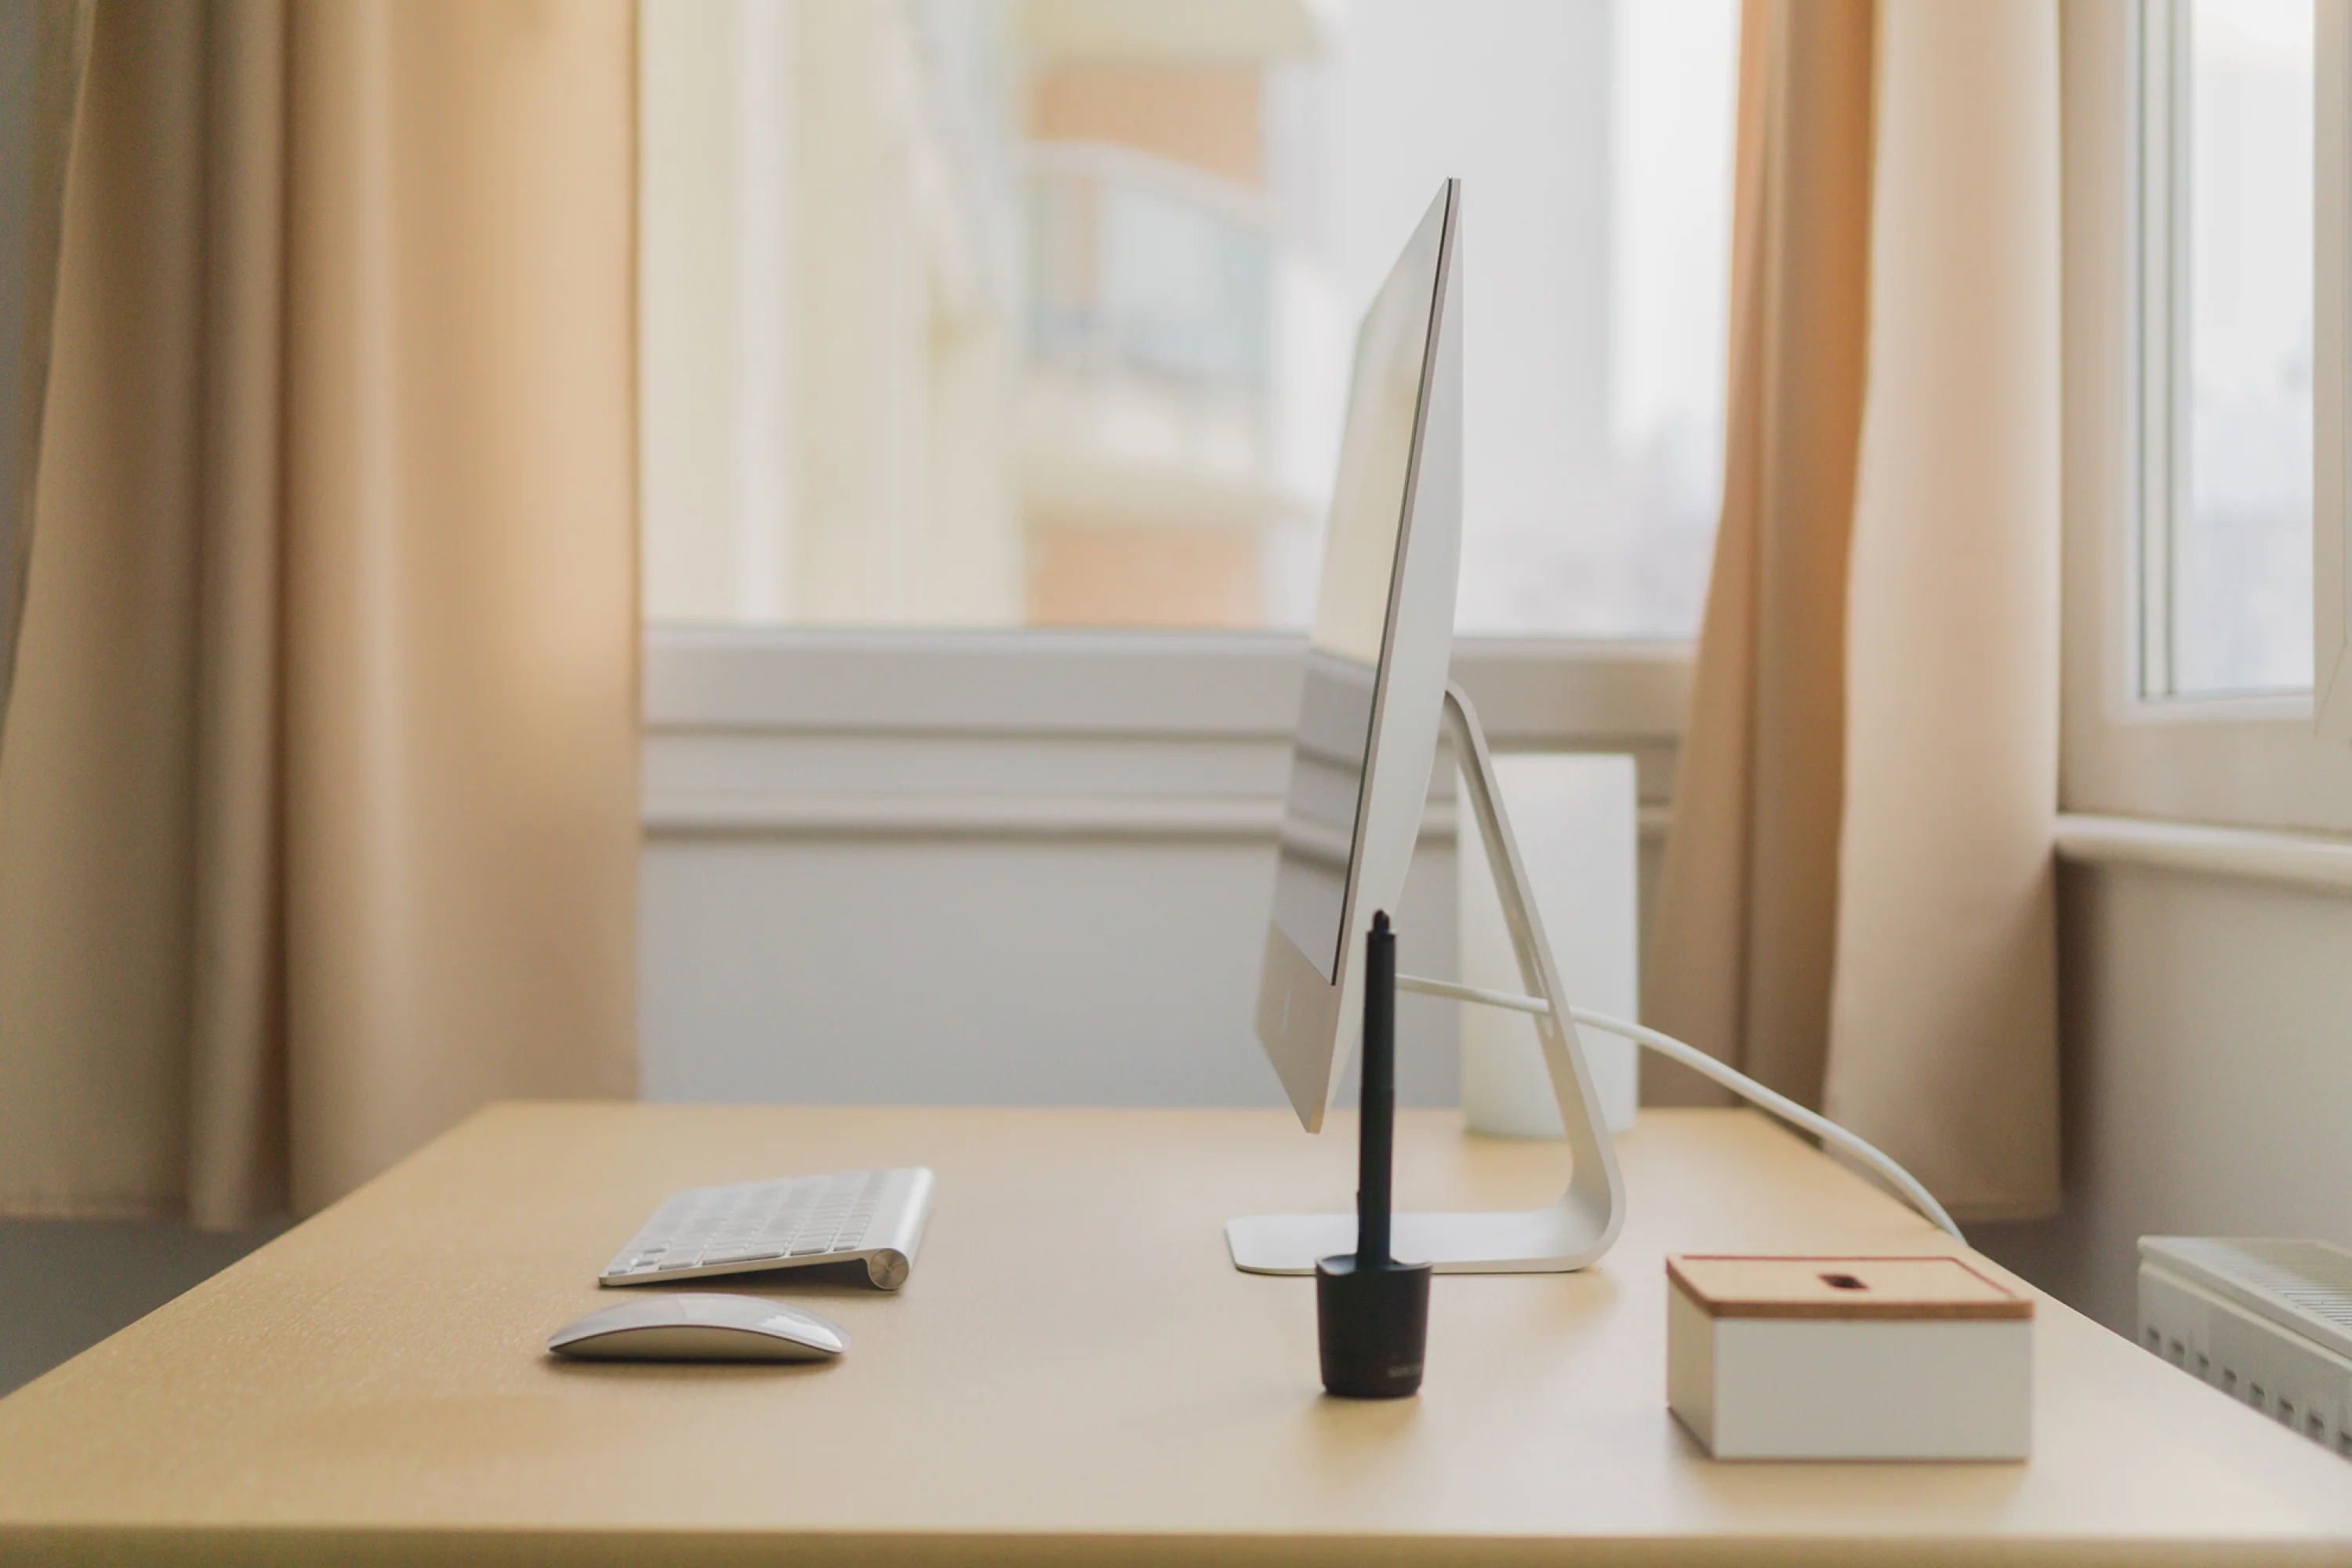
546;1293;849;1362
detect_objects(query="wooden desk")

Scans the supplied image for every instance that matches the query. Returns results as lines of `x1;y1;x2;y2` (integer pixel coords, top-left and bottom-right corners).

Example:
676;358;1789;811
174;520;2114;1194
2;1105;2347;1565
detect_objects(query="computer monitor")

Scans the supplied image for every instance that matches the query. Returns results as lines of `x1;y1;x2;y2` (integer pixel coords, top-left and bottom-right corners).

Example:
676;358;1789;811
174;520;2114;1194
1229;180;1626;1276
1255;183;1462;1128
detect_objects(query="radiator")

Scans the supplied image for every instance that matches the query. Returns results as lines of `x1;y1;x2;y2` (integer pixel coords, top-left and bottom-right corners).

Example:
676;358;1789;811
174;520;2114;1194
2137;1236;2352;1458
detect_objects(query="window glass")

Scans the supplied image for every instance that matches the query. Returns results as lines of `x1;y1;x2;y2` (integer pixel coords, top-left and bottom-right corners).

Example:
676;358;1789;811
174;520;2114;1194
2155;0;2314;695
640;0;1738;636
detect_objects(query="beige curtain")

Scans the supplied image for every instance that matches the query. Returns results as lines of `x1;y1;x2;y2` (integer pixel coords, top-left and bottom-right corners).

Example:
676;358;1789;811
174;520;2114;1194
0;2;90;716
1644;0;1876;1112
0;1;640;1225
1647;0;2060;1219
1825;0;2060;1218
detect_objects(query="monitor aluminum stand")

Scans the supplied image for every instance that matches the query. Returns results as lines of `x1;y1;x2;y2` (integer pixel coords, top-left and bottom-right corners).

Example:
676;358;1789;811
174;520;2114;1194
1225;682;1627;1275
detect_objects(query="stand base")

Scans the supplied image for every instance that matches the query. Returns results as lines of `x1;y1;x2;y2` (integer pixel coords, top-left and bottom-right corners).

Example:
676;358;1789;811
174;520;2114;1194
1226;1206;1613;1276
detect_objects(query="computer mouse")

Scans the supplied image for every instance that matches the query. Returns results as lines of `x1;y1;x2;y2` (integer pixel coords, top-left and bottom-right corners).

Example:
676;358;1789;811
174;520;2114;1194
546;1293;849;1362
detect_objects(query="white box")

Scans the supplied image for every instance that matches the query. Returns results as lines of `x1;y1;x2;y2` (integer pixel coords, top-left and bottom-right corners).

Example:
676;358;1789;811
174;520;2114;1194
1666;1255;2034;1461
1457;753;1639;1136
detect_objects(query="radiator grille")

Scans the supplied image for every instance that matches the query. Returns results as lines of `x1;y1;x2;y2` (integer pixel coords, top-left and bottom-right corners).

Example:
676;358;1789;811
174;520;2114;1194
2142;1237;2352;1359
2140;1244;2352;1461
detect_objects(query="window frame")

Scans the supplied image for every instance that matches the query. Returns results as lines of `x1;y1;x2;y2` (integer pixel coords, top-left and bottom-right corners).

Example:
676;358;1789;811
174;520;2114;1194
2060;0;2352;833
2317;0;2352;739
642;627;1690;818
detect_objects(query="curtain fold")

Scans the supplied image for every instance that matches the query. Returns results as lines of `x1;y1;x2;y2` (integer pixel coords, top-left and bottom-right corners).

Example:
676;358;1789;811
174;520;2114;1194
1824;0;2061;1219
0;1;90;719
0;0;640;1225
1647;0;2061;1219
187;0;292;1228
1643;0;1876;1111
0;0;208;1218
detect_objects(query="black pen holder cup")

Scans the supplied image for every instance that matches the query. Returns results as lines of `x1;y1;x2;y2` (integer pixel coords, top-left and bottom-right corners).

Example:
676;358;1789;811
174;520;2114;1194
1315;1253;1432;1398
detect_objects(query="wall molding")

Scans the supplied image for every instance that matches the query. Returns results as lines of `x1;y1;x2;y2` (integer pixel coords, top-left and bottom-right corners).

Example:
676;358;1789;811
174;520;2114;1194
648;791;1469;843
645;626;1692;750
2055;812;2352;894
643;629;1692;844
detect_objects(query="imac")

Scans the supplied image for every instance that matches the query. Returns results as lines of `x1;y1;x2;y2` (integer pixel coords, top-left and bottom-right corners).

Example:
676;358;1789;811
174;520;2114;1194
1227;180;1628;1276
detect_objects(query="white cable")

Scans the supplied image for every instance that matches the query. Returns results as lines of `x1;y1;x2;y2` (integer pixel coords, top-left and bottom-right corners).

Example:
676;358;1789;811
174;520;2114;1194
1564;1007;1967;1246
1396;970;1969;1243
1396;973;1550;1014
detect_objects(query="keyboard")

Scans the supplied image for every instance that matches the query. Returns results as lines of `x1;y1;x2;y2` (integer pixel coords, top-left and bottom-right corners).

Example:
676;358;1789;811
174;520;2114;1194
600;1167;935;1291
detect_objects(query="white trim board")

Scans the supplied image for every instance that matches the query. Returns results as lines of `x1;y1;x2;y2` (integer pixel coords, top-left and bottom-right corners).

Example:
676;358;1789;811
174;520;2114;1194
643;628;1691;842
644;626;1692;750
645;792;1465;843
2056;813;2352;894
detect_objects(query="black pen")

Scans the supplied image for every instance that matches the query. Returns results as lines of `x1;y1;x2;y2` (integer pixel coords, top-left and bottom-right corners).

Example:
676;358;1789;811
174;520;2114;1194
1316;910;1430;1397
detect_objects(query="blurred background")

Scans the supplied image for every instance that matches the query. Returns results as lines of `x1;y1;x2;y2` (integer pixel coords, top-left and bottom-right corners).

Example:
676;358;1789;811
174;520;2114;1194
639;0;1738;636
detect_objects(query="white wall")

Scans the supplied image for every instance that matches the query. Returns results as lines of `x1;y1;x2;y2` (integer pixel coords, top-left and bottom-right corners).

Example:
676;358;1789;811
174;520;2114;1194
636;630;1686;1120
643;824;1461;1110
1976;858;2352;1334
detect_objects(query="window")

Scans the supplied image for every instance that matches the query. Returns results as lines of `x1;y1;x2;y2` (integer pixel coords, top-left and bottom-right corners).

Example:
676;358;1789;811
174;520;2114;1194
2140;0;2314;699
2061;0;2352;833
637;0;1737;636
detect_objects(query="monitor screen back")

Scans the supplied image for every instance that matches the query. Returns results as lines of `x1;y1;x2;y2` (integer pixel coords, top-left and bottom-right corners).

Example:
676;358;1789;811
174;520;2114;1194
1269;194;1450;984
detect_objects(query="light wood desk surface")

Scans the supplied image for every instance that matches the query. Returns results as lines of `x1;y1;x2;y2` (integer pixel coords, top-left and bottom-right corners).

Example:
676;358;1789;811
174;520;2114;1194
2;1104;2347;1566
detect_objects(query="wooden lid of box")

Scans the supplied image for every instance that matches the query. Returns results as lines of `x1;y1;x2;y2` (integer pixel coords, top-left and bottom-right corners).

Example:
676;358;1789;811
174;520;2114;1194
1666;1255;2034;1321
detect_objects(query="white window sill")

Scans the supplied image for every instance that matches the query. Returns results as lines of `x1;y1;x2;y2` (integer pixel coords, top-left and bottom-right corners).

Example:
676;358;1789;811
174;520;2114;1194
641;626;1692;842
2055;813;2352;894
